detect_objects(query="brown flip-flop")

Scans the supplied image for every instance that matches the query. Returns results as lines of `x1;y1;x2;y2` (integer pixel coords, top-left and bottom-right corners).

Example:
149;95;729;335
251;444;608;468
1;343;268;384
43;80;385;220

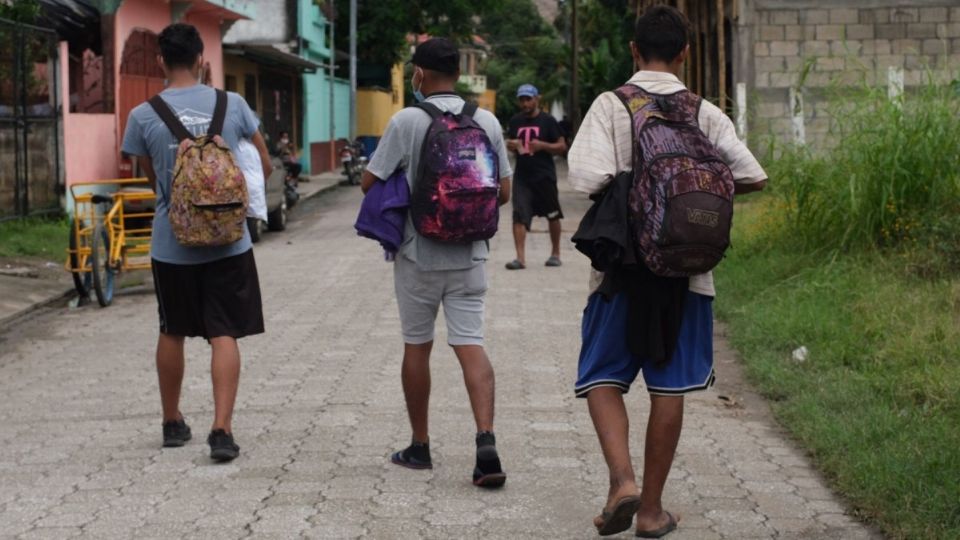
635;511;678;538
595;495;642;536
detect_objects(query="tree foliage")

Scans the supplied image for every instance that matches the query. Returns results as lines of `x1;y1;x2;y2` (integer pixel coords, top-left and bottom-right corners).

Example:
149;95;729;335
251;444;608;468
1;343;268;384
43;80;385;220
0;0;41;22
558;0;635;116
478;0;566;123
334;0;502;66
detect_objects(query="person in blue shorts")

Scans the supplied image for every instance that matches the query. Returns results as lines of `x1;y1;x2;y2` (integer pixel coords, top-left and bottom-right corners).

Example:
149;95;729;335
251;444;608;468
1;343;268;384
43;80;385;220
567;6;768;537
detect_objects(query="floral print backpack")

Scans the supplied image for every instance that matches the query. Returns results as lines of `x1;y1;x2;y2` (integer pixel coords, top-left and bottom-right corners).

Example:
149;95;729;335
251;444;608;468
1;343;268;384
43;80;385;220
148;89;248;247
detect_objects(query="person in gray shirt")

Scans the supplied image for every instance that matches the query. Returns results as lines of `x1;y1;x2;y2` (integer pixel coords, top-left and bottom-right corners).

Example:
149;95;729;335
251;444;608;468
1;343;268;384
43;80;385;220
121;24;272;463
361;38;513;488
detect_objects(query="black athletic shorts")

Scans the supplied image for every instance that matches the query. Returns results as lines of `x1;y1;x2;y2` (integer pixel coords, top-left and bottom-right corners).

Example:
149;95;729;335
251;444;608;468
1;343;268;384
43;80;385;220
512;175;564;230
151;249;264;339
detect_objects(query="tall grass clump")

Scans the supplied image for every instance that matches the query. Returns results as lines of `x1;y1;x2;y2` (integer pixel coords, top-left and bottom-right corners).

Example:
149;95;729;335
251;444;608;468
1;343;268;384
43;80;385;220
764;82;960;253
717;78;960;539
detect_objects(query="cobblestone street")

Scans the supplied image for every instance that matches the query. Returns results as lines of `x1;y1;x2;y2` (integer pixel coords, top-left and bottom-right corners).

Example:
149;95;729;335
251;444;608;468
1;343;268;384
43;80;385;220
0;182;879;539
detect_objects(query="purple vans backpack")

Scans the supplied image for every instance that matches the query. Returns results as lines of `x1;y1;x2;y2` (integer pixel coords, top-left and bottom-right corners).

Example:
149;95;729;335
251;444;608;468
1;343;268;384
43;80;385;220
410;101;500;243
614;85;735;277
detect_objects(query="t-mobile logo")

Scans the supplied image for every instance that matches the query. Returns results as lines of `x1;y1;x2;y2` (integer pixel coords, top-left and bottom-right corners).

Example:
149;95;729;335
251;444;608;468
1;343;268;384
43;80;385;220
517;126;541;154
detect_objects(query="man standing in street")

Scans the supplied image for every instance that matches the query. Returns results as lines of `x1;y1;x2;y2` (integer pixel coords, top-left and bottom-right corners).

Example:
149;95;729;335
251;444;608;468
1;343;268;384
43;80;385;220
122;23;271;462
360;37;513;488
505;84;567;270
568;6;767;537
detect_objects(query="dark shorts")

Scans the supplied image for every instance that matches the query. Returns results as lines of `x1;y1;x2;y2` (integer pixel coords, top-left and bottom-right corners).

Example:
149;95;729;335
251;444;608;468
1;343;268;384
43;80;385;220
151;249;264;340
575;291;715;397
512;176;564;230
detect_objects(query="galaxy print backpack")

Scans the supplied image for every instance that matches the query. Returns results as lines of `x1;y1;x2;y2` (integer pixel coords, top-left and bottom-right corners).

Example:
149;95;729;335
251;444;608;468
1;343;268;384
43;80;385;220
410;101;500;243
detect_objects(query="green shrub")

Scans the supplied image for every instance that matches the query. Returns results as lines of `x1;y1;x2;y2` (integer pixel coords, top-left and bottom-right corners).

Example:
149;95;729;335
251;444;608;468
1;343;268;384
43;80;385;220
763;83;960;253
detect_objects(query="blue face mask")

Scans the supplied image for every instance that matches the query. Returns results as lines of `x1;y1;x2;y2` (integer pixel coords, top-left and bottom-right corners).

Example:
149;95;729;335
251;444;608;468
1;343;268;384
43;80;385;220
412;70;425;102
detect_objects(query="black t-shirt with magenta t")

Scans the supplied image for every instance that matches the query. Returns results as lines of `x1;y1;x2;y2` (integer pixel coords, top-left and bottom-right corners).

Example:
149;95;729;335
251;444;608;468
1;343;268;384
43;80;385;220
508;111;562;182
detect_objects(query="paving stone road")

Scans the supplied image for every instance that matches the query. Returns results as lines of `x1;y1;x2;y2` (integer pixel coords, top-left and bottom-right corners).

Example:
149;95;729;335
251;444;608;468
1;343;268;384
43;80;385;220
0;177;881;539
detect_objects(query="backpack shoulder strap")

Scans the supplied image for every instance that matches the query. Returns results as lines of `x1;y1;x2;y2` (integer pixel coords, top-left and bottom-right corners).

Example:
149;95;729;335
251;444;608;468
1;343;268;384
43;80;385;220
611;86;639;172
148;95;193;142
208;89;228;137
460;102;479;118
413;101;443;120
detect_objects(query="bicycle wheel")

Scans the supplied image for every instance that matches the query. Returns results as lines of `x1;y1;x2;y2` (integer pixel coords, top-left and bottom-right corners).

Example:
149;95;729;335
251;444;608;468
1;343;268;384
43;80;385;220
68;217;92;297
90;224;115;307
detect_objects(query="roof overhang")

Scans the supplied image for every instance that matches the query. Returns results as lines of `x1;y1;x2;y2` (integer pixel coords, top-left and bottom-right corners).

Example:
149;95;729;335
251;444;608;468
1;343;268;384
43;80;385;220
181;0;254;21
224;44;322;73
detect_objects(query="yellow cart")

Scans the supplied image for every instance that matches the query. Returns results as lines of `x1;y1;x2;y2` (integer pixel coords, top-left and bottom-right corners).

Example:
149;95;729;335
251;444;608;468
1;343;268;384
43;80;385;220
65;178;155;307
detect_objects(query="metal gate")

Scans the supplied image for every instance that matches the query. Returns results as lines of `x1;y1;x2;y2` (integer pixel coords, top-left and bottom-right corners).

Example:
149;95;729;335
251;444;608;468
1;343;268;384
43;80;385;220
0;17;62;220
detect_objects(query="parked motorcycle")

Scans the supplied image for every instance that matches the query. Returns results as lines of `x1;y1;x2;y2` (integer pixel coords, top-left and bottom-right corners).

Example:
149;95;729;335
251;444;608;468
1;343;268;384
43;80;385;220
283;162;301;208
340;140;368;185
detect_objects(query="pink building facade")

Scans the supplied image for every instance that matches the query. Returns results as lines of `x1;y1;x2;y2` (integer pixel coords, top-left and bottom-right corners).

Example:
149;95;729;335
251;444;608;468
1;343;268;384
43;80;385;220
58;0;252;188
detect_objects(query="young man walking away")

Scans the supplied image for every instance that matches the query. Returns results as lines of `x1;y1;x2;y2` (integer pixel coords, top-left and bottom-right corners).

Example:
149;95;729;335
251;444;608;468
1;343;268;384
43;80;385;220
568;7;768;537
360;38;513;488
122;23;272;462
505;83;567;270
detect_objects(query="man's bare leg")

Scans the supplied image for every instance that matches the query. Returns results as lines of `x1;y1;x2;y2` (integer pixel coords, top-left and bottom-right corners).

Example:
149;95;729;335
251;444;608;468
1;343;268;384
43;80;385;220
452;344;494;432
402;341;434;442
511;222;527;266
548;218;562;259
635;394;684;532
210;336;241;433
157;333;186;422
587;386;640;529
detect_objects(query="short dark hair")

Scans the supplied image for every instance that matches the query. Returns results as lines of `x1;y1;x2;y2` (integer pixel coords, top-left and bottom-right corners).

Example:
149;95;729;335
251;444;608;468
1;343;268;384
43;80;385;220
634;6;689;64
158;23;204;69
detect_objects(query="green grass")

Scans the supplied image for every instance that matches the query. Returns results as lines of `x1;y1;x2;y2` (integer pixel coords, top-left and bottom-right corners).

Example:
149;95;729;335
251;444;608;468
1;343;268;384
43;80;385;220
716;197;960;539
0;217;69;259
762;82;960;253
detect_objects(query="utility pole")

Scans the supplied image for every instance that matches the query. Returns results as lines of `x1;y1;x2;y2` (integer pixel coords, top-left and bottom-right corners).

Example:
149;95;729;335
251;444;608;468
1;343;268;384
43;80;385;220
571;0;580;131
349;0;357;141
329;0;336;169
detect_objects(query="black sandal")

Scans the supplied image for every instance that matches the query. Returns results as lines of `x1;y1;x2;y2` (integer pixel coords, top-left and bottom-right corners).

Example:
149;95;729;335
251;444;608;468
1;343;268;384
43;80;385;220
595;495;642;536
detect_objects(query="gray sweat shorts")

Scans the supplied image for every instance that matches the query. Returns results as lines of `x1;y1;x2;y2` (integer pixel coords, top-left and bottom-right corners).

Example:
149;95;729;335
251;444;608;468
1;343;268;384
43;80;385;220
393;255;487;346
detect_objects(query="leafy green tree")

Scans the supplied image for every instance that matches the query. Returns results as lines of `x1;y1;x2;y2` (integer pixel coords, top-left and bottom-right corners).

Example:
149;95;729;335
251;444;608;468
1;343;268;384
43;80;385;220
334;0;502;66
0;0;41;22
479;0;566;123
557;0;635;116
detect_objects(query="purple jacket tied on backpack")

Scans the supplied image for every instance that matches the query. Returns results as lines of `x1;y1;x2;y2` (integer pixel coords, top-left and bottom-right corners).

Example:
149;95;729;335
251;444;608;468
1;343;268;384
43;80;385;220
355;169;410;259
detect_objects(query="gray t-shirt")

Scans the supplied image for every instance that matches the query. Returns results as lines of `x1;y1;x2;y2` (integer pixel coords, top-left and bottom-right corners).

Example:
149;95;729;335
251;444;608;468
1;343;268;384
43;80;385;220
121;84;259;265
367;94;513;271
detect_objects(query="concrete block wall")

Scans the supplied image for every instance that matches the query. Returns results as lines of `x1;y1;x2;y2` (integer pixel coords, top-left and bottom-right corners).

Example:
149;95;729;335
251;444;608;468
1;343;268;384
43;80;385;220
749;3;960;149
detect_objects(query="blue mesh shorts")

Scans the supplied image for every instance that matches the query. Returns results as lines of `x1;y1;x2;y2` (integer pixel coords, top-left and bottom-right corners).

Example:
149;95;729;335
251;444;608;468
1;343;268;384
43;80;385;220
575;291;715;397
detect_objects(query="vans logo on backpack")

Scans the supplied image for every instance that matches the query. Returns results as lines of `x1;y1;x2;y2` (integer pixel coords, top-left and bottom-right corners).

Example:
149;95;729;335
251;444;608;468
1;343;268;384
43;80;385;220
686;208;720;228
615;85;735;277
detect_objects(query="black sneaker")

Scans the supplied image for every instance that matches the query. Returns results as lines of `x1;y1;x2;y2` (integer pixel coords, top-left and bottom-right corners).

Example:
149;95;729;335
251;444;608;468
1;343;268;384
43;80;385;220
207;429;240;462
162;418;192;448
390;440;433;470
473;431;506;488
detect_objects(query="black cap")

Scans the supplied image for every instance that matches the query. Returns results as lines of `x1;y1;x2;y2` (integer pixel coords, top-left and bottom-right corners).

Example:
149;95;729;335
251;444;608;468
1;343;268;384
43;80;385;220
411;38;460;75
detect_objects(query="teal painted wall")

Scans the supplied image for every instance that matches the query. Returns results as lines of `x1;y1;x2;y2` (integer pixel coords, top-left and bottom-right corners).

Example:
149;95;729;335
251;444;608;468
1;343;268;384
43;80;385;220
297;0;349;173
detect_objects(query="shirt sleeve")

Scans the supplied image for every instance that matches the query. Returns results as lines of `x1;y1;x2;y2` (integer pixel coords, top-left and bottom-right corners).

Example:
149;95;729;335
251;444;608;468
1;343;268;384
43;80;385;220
567;92;629;194
698;101;767;183
489;123;513;179
120;109;147;157
543;115;561;143
366;117;406;180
